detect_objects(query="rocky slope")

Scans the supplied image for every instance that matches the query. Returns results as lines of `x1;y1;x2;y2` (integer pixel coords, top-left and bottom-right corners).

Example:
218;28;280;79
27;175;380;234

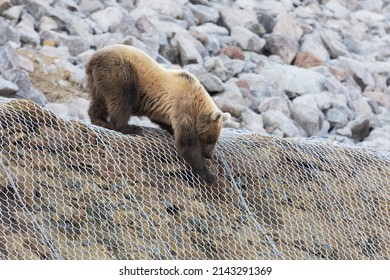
1;99;389;259
1;0;390;150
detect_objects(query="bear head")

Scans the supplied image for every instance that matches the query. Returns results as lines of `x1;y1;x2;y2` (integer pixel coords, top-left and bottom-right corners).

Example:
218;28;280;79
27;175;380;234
197;110;231;159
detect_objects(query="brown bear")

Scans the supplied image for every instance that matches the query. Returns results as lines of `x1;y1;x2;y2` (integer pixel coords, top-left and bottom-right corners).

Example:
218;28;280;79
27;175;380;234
85;44;230;184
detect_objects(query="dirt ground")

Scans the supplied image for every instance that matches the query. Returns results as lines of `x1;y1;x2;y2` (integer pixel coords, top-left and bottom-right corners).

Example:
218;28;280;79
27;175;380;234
16;48;88;103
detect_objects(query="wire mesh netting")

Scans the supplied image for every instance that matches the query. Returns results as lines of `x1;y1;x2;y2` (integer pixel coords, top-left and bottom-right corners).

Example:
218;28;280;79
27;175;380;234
0;98;389;260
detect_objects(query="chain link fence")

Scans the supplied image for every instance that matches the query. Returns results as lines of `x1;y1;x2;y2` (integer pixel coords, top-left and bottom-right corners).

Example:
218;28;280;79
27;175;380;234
0;98;389;260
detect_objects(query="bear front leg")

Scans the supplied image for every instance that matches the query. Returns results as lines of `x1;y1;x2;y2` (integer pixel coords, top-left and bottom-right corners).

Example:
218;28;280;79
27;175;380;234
174;127;216;184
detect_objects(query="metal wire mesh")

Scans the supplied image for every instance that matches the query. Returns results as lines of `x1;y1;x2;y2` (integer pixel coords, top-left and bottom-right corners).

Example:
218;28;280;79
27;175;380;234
0;98;389;260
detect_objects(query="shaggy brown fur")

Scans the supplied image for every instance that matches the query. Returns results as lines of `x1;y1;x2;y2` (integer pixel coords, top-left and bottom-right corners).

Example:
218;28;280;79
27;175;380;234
85;44;230;183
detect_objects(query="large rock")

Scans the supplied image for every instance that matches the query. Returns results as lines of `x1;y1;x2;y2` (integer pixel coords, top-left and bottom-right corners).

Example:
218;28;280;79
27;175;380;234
40;30;91;56
2;69;47;105
291;98;326;136
255;63;326;96
300;32;330;62
272;12;303;41
264;34;298;64
0;75;18;97
173;33;203;65
184;64;224;93
189;4;219;24
333;57;376;91
320;29;350;59
136;0;185;19
231;27;266;52
219;6;258;31
361;125;390;151
91;7;124;33
262;109;306;137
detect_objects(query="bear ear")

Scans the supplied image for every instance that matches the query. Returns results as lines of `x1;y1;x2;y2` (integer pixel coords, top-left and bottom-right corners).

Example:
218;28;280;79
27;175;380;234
211;111;223;122
222;112;231;121
210;111;231;122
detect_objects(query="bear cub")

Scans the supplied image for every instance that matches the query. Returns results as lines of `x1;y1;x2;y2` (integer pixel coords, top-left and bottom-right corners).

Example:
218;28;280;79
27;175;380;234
85;44;230;184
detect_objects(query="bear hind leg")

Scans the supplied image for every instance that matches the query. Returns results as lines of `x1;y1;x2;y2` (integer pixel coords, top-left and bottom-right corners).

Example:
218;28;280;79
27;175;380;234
106;96;142;135
88;94;111;129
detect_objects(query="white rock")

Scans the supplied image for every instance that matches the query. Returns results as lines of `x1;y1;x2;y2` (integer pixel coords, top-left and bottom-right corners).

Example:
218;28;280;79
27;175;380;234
241;108;266;134
262;109;306;137
189;4;219;24
231;27;265;53
91;7;124;33
136;0;186;19
291;99;325;136
2;5;23;20
325;0;350;18
0;74;18;97
174;33;203;65
45;98;90;120
39;16;59;31
352;10;386;22
255;63;326;95
219;6;258;31
300;32;330;62
272;12;303;41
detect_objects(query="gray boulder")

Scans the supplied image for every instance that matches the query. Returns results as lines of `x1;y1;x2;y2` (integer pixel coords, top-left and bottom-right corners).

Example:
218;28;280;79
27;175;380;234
231;27;266;53
264;33;298;64
262;109;306;137
0;75;18;97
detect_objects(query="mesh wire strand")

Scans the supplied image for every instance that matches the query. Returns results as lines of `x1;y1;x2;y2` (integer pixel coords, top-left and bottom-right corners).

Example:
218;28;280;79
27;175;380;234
0;98;389;260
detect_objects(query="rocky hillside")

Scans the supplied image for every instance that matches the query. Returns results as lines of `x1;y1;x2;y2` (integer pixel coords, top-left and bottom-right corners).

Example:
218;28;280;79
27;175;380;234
0;0;390;150
1;99;389;259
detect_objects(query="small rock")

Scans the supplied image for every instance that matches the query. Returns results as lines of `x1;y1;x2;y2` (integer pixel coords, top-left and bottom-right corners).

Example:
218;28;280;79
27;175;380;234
2;5;23;20
352;10;386;22
347;115;372;141
78;0;104;14
363;91;390;108
221;56;245;77
325;0;350;18
40;30;91;56
189;4;219;24
213;97;245;118
258;96;291;117
272;12;303;41
45;98;90;120
203;56;232;81
189;22;229;37
173;33;203;65
258;13;275;34
291;101;325;136
335;57;376;91
320;29;350;59
255;63;326;96
262;109;306;137
219;6;258;31
136;0;184;19
294;52;325;69
231;27;266;52
298;31;330;62
184;64;224;93
361;125;390;151
39;16;59;31
238;72;286;102
218;45;245;60
352;97;375;119
264;33;298;64
0;75;18;97
241;108;266;134
0;0;11;13
2;69;48;105
91;7;124;33
326;108;349;129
